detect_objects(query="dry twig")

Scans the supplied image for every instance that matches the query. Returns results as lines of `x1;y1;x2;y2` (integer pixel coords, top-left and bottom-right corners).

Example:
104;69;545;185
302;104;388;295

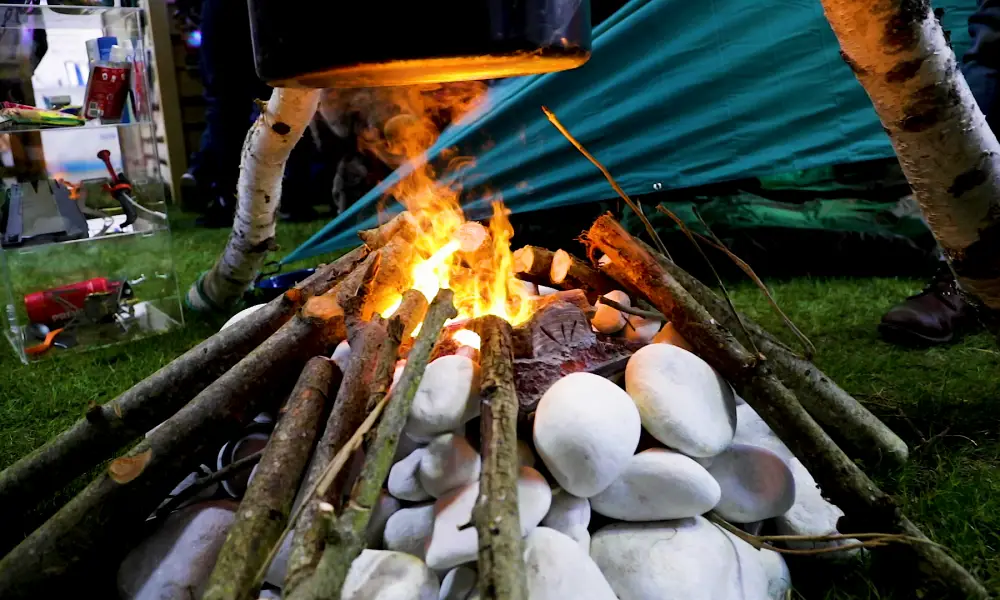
541;106;671;260
597;296;665;321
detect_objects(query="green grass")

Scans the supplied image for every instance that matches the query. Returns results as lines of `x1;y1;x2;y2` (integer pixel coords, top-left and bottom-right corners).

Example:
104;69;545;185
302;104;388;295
1;216;998;597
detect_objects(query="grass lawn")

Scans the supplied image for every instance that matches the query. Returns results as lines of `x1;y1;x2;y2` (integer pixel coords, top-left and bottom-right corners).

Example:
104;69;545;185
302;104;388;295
1;213;997;598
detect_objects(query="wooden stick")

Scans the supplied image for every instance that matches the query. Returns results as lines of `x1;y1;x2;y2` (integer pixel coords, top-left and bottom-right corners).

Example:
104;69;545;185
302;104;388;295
254;385;397;595
366;235;416;319
472;315;527;600
629;235;908;468
512;246;556;285
357;211;417;250
597;296;665;321
202;357;337;600
0;247;368;531
296;245;371;298
584;214;986;599
283;316;404;596
0;294;350;598
541;106;670;260
550;249;617;296
393;289;429;339
151;451;264;522
288;291;458;600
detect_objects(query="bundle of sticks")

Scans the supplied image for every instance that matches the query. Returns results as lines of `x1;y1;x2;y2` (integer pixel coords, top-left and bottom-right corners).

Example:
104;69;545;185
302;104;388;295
0;213;987;599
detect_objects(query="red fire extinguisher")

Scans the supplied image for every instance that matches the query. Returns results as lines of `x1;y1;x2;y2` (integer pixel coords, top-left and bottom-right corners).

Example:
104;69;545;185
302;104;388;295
24;277;125;326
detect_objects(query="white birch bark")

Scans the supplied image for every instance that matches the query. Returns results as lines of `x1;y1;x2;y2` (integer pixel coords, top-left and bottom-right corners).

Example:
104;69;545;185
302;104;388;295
187;87;321;311
821;0;1000;309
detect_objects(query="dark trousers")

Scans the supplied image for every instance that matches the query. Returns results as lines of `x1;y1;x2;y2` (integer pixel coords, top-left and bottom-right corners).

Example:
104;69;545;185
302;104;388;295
964;0;1000;130
188;0;270;199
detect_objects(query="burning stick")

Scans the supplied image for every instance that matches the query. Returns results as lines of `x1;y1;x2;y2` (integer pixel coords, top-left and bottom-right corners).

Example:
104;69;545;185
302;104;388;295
287;290;458;600
456;221;490;254
584;214;986;598
366;235;416;319
550;249;616;297
512;245;556;285
393;289;429;339
357;211;418;250
0;291;351;598
283;315;404;595
202;357;337;600
472;315;528;600
0;246;369;528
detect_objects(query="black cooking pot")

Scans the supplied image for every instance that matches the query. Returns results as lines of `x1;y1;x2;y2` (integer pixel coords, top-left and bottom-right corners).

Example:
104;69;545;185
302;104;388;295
248;0;592;88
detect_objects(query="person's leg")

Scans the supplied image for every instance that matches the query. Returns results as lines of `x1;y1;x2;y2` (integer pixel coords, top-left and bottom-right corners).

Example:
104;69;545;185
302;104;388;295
186;0;271;217
962;0;1000;130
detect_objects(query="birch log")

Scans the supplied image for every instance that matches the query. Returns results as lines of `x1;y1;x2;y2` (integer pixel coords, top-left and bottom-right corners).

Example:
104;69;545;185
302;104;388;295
821;0;1000;308
188;87;321;311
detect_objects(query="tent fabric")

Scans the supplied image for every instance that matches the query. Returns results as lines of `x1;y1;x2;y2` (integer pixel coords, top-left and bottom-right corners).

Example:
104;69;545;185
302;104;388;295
283;0;975;265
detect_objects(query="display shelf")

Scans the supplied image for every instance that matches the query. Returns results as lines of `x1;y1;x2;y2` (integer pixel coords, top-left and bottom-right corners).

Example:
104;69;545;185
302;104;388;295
0;118;151;134
0;1;181;362
1;219;183;364
0;3;140;30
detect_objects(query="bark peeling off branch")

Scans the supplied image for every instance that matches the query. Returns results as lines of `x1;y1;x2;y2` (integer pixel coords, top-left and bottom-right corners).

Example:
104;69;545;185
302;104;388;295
189;87;322;311
822;0;1000;309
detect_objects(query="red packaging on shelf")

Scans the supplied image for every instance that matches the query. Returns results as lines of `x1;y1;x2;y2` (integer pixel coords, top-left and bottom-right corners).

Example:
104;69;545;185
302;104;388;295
24;277;124;325
83;64;129;121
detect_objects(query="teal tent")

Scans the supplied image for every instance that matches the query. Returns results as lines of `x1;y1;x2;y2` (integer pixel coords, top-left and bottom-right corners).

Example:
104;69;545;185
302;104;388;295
283;0;975;265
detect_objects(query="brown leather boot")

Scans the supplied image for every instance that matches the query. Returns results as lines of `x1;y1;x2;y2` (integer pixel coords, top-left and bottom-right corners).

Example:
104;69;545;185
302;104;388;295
879;270;979;346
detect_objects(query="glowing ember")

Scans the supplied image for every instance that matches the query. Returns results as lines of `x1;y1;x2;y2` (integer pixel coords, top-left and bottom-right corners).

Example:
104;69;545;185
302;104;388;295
359;82;534;326
453;329;481;350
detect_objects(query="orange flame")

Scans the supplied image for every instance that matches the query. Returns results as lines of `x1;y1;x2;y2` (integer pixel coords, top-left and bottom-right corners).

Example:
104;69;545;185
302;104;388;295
330;84;533;325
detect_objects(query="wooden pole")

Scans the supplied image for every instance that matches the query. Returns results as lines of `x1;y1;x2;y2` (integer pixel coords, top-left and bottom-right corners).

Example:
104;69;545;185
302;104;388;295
820;0;1000;310
188;87;322;311
286;290;457;600
628;237;908;468
202;357;337;600
584;214;986;599
472;315;527;600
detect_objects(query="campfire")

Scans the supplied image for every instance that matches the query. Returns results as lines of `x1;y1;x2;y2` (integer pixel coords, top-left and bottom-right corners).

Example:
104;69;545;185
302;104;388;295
0;91;982;600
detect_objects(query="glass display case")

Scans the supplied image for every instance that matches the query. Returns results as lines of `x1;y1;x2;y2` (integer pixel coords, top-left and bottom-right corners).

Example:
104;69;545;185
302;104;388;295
0;2;182;363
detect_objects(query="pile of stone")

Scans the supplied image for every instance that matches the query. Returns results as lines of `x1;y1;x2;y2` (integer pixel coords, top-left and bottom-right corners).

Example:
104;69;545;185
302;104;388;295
119;293;852;600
